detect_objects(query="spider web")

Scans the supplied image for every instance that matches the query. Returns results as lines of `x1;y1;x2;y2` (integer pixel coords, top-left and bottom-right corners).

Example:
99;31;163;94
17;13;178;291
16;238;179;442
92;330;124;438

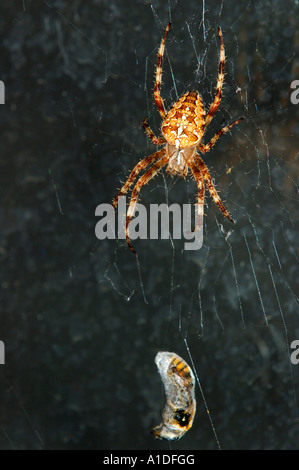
102;0;299;450
0;0;298;452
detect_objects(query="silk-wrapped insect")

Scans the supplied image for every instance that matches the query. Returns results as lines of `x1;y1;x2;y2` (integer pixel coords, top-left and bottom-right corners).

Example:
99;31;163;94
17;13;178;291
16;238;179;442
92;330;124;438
152;351;196;440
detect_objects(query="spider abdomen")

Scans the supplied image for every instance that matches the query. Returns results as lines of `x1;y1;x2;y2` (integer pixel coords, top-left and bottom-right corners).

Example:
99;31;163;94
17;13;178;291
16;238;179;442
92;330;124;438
162;91;205;149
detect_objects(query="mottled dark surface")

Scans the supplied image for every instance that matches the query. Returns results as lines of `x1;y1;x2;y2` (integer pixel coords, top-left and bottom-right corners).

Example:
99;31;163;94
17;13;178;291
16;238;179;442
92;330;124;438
0;0;298;450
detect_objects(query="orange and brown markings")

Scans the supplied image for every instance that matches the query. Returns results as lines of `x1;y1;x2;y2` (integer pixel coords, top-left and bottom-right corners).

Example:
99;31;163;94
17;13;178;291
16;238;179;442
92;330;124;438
169;355;193;383
162;91;206;149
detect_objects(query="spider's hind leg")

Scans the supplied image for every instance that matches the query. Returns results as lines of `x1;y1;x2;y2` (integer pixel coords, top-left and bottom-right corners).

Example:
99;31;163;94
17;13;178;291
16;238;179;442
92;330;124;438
188;161;205;232
113;149;166;208
126;151;168;253
194;154;235;223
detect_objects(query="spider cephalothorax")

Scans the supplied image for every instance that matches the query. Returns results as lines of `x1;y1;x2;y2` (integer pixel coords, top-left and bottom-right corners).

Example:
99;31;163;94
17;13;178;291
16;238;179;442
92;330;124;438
113;23;243;253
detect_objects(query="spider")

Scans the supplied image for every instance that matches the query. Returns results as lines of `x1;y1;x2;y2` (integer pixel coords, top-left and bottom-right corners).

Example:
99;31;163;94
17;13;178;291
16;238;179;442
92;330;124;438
113;23;243;253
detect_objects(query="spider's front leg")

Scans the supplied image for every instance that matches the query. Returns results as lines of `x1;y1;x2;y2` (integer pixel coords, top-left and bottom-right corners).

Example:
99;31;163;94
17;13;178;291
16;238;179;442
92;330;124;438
204;26;226;128
154;23;171;119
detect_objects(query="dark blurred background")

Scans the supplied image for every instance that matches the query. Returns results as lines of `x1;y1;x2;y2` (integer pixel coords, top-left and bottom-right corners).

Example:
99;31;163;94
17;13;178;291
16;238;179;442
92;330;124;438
0;0;298;450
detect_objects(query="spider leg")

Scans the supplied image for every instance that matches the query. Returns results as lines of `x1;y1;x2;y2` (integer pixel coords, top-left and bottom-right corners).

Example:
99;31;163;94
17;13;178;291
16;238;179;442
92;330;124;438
154;23;171;119
126;152;169;253
188;161;205;231
142;117;166;145
197;117;243;154
194;154;234;223
113;148;166;208
205;27;225;128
